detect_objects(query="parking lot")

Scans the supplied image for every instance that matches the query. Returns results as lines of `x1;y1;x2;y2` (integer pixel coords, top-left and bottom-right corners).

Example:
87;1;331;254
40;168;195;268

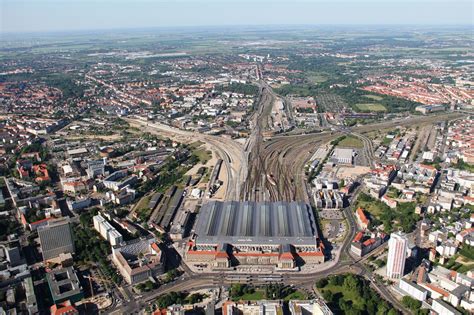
319;209;344;220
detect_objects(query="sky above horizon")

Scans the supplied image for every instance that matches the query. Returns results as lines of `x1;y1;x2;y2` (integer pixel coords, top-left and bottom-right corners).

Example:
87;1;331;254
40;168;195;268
1;0;473;33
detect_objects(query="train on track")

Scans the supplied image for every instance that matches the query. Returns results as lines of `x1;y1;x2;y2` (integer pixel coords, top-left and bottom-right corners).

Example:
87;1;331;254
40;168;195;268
266;173;277;186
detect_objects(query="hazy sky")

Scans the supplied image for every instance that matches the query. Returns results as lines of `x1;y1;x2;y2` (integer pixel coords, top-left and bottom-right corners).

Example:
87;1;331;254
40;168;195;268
1;0;473;33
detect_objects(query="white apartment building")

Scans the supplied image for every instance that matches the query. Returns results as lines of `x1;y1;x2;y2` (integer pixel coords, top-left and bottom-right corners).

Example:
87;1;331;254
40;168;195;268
93;214;123;246
387;231;408;279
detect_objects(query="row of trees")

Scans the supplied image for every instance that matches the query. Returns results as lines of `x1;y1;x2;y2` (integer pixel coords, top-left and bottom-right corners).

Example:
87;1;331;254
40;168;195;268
330;135;347;146
74;209;122;284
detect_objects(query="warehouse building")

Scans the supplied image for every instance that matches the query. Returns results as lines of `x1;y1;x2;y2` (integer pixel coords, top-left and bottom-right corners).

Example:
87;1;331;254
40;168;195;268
332;148;354;165
186;201;324;270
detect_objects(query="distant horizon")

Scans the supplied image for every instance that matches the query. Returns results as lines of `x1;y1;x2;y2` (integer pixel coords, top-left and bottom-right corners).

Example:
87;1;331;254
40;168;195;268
1;0;473;34
1;23;473;38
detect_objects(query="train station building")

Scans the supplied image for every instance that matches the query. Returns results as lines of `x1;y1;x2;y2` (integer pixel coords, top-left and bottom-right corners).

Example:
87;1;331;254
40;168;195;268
185;201;325;270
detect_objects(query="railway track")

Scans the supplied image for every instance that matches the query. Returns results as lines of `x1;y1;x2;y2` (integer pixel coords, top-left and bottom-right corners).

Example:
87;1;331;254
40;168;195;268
250;112;462;202
140;83;460;204
241;82;277;201
241;81;345;202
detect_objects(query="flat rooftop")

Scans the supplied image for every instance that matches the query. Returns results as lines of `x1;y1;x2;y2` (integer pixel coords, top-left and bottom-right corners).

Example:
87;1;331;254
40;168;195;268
46;267;82;302
194;201;318;246
333;148;354;159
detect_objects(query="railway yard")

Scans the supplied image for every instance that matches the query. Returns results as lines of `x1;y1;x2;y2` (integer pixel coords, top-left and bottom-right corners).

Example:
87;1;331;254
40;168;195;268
131;84;463;207
2;24;473;315
238;81;463;204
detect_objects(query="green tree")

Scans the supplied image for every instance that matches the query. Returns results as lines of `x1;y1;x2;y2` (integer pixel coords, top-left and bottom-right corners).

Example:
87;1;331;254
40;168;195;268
186;293;204;304
402;296;421;311
322;290;334;303
387;309;399;315
316;278;328;288
343;274;360;291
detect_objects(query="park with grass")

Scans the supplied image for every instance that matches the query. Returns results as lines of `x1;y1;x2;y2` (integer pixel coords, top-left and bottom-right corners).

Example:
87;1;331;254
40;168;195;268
189;141;212;164
229;283;308;302
355;103;387;112
307;71;329;84
316;274;400;315
337;135;364;148
354;193;420;233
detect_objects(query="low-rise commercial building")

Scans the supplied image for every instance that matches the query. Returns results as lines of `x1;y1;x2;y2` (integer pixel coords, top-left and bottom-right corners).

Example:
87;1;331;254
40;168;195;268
46;267;83;304
332;148;354;165
289;299;333;315
38;218;75;262
112;237;165;284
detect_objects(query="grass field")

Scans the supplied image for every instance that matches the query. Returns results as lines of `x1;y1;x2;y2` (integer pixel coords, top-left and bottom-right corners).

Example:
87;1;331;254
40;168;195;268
307;72;328;84
284;291;308;301
193;148;212;164
338;135;364;148
382;136;393;146
355;103;387;112
134;195;153;221
322;284;366;309
190;141;212;164
135;194;151;210
188;141;205;149
240;290;265;300
363;94;384;101
355;198;384;218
